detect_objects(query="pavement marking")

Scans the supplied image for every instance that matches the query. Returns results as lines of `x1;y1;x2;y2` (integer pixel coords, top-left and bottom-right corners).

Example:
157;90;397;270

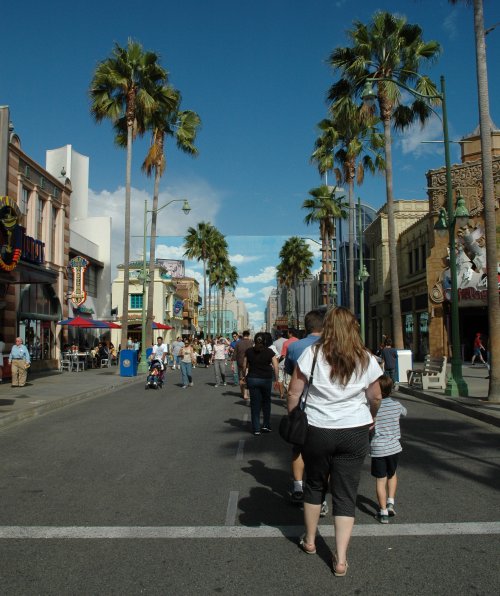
0;522;499;539
225;491;239;526
236;439;245;461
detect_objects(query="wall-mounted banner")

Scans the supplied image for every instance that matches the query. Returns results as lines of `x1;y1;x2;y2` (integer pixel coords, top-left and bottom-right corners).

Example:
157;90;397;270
173;299;184;315
0;196;22;272
68;256;89;307
156;259;185;279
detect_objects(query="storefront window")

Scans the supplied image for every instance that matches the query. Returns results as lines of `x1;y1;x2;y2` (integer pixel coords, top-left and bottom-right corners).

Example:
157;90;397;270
404;313;414;350
19;284;60;360
418;312;429;359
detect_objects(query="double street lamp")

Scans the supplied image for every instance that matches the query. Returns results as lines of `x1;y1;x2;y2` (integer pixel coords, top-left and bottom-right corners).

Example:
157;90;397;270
137;198;191;374
362;74;469;397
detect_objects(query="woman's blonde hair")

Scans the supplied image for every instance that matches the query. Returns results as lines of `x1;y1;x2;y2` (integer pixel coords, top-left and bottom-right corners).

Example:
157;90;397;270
319;307;369;385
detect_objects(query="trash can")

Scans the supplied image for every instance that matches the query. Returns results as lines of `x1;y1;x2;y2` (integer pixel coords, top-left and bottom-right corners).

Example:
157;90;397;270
146;347;153;360
396;350;413;383
120;349;138;377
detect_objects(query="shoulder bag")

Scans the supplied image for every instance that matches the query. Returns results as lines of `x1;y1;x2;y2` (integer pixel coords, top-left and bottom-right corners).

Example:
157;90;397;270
278;345;319;446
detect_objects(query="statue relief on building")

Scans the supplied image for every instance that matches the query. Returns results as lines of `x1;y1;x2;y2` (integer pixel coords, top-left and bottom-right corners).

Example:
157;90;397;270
429;220;490;306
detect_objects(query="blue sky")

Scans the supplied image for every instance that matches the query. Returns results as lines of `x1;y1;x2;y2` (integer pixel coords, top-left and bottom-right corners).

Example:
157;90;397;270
2;0;499;329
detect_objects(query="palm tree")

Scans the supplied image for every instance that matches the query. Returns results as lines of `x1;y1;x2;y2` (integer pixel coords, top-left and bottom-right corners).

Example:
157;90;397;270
142;87;200;347
210;258;238;335
184;222;216;338
448;2;499;397
329;11;440;348
315;109;384;312
302;184;348;306
277;237;314;327
206;229;228;337
90;39;167;349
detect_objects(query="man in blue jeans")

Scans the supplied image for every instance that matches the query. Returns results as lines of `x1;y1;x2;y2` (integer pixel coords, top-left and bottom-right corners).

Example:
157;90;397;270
284;309;328;516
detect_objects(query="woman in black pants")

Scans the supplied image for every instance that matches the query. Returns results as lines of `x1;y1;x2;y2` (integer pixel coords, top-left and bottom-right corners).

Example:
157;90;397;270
242;332;279;436
288;307;382;576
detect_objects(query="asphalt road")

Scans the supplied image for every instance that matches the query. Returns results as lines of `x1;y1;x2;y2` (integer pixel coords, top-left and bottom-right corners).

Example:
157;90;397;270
0;365;499;595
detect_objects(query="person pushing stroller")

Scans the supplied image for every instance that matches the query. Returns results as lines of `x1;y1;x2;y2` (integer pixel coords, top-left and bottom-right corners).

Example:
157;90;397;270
146;337;168;390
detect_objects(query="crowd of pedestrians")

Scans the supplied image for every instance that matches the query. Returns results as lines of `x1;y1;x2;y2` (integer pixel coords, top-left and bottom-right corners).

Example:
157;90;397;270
143;308;407;579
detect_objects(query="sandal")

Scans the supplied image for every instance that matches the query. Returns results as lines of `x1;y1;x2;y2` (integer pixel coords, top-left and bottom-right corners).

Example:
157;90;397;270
332;553;349;577
299;534;316;555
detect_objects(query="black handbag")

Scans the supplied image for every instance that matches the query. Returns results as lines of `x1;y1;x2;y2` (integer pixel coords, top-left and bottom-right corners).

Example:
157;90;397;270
279;346;319;446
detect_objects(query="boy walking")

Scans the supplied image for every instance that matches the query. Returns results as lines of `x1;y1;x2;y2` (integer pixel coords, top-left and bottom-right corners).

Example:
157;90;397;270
370;375;407;524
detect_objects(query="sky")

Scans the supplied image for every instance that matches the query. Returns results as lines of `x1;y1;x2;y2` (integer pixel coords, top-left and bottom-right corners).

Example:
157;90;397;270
2;0;499;329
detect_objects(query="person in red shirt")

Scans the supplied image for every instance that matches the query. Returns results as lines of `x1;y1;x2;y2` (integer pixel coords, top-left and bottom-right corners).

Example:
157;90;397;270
471;333;486;366
280;328;298;394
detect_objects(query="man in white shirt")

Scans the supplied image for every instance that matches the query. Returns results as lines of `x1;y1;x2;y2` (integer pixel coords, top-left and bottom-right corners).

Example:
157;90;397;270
151;336;168;367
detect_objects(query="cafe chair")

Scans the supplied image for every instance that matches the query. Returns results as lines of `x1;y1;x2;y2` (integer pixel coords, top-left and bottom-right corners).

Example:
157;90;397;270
60;353;72;372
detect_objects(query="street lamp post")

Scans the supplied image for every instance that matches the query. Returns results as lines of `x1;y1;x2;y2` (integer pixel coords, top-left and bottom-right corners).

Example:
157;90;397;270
356;196;370;343
362;74;468;396
137;198;191;374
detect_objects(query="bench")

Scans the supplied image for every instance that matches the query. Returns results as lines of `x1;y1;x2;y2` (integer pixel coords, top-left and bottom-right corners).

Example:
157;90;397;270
407;356;447;390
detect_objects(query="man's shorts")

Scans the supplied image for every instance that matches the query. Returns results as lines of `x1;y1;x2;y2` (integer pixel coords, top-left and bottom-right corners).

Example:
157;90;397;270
371;453;400;479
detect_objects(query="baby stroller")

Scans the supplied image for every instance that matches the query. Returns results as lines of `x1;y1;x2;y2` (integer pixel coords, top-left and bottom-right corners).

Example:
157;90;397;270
145;359;164;390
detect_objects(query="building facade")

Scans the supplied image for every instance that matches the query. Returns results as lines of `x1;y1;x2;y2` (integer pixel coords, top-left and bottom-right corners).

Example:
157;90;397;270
45;145;112;349
0;107;70;374
111;260;187;346
365;124;500;361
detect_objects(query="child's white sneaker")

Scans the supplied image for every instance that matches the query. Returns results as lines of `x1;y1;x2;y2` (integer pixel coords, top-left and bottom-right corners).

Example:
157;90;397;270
387;503;396;516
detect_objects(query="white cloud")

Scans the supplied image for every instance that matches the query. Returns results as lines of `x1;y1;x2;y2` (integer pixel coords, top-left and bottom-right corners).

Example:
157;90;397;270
235;287;254;299
242;266;277;284
244;302;259;309
156;244;186;259
399;114;444;156
259;286;275;300
230;253;260;264
443;11;459;40
248;310;265;330
184;267;204;286
89;178;221;271
303;239;322;258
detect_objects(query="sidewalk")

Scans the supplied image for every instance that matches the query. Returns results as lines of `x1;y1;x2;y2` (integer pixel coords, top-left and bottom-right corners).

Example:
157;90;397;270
0;366;144;430
1;362;499;431
398;362;500;428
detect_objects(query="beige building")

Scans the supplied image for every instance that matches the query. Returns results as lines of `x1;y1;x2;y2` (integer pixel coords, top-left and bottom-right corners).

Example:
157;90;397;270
365;199;429;353
365;123;500;362
111;260;199;347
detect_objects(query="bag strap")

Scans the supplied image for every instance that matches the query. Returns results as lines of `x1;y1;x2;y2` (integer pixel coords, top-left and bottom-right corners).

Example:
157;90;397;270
301;344;319;408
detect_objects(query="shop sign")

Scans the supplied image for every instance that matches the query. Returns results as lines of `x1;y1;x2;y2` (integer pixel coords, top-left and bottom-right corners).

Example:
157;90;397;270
68;256;89;307
0;196;22;271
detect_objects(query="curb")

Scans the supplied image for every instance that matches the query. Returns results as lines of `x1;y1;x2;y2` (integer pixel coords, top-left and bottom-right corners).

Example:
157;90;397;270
398;385;500;429
0;376;145;431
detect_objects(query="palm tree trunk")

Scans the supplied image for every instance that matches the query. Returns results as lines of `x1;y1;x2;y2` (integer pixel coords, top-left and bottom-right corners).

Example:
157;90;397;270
382;115;404;348
348;177;355;313
221;285;226;335
208;282;212;338
473;0;500;401
202;257;207;338
120;123;133;350
146;167;161;348
320;221;328;306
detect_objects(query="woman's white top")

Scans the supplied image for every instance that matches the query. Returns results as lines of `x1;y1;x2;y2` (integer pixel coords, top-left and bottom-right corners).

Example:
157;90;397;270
297;346;382;429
